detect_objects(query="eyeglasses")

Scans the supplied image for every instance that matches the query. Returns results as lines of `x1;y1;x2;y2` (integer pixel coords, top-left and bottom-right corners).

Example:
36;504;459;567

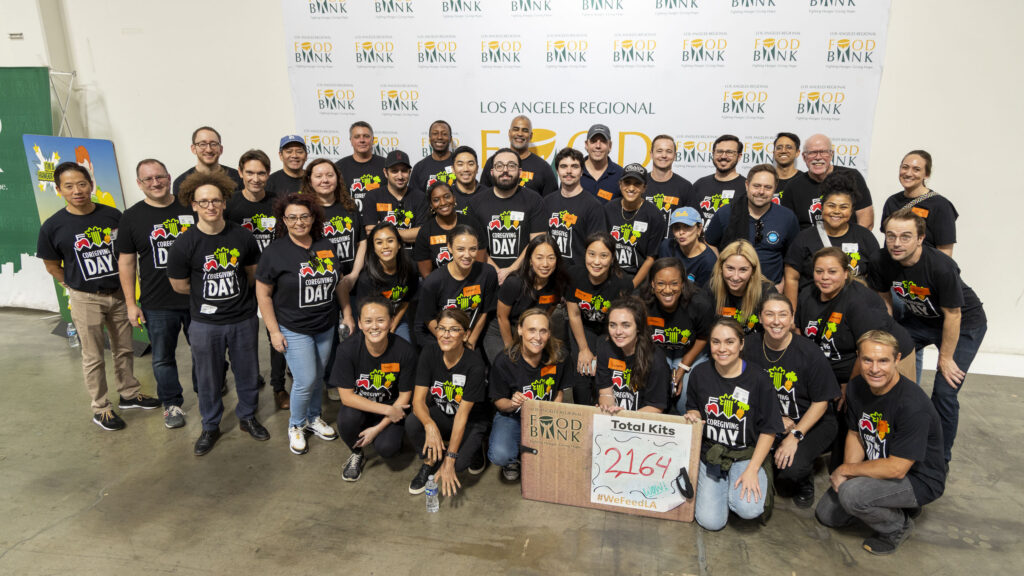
714;150;738;158
283;214;313;223
193;141;222;150
774;144;796;151
437;326;464;336
140;175;170;184
194;198;224;208
654;281;681;290
493;162;519;172
804;149;832;158
754;219;765;244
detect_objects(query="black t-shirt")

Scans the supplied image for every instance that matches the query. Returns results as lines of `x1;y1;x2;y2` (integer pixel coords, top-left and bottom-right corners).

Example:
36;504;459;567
644;174;696;236
704;202;800;284
321;202;364;276
785;223;880;293
647;290;715;359
410;155;455;196
412;213;485;271
881;191;958;249
595;339;671;411
172;165;242;196
781;167;873;230
330;333;417;405
692;174;745;229
845;375;947;505
355;266;418;317
720;280;776;334
265;170;302;196
776;170;803;204
685;361;785;459
468;186;547;268
742;332;840;423
414;261;498;342
488;352;569;418
657;239;717;288
255;236;339;335
482;152;558;196
37;205;123;293
604;200;667;277
224;192;277;253
415;343;488;420
166;222;260;324
115;201;192;309
869;246;986;331
335;154;387;214
565;265;634;334
541;191;608;261
498;274;561;326
360;187;428;240
453;182;486;217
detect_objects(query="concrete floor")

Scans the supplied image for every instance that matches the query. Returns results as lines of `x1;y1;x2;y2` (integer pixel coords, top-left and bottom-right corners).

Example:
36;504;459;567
0;307;1020;576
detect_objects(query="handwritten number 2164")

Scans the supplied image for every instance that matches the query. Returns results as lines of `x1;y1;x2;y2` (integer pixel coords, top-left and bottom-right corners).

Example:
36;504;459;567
603;448;672;479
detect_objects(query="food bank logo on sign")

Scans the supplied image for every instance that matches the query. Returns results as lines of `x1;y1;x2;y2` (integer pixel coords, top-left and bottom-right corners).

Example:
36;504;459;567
581;0;624;14
417;38;457;66
675;136;717;169
656;0;700;13
796;86;846;121
316;86;356;115
379;87;420;116
305;0;347;17
481;37;523;67
826;34;877;68
730;0;776;13
831;137;862;169
721;86;768;119
752;33;800;68
545;37;589;67
680;35;728;68
441;0;483;15
510;0;552;15
612;36;656;67
375;0;413;15
740;137;774;168
293;38;334;67
808;0;860;14
305;134;346;158
529;128;558;161
372;133;401;156
354;38;395;66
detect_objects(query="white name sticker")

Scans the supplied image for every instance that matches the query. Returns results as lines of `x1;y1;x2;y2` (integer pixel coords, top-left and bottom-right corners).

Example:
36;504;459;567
842;243;859;253
263;217;277;229
452;374;466;388
633;221;648;232
722;190;735;199
732;386;749;405
200;304;218;315
179;215;195;225
510;211;525;221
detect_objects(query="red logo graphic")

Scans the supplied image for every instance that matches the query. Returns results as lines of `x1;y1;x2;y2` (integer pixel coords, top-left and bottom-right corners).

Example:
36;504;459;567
437;248;452;263
151;228;168;239
700;198;712;210
355;377;371;389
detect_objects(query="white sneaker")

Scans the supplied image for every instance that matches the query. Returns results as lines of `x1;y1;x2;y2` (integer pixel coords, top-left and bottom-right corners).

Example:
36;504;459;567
305;416;338;441
288;426;307;455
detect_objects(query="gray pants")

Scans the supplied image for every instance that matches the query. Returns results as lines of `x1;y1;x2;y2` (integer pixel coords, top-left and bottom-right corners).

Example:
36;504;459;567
190;317;260;431
816;476;918;535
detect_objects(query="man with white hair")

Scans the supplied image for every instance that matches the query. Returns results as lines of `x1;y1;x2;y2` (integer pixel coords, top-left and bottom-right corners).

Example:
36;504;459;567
781;133;874;230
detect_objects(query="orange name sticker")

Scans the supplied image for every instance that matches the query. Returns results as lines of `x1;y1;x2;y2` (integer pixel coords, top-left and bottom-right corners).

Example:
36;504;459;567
538;294;556;305
828;312;844;324
908;285;931;298
665;196;679;206
381;363;400;373
430;235;447;245
608;358;627;371
574;289;593;301
911;207;930;218
376;203;392;212
521;170;535;181
597;189;613;201
721;306;738;317
541;365;557;376
463;284;481;297
316;250;334;259
647;316;665;327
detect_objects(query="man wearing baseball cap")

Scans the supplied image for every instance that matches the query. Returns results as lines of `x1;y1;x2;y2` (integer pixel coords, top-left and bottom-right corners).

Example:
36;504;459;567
265;135;307;196
604;162;665;287
658;206;717;287
580;124;623;204
361;150;426;248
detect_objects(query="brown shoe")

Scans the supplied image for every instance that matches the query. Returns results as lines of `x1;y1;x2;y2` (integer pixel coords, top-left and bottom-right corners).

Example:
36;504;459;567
274;389;290;410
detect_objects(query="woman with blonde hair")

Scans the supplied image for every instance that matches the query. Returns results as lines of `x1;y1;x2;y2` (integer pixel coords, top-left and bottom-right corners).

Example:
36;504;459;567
709;240;776;334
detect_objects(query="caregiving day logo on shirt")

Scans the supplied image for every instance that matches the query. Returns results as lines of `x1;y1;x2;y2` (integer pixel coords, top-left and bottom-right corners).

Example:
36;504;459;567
149;218;190;269
648;317;690;346
74;226;117;280
767;366;800;419
521;365;558;401
704;392;748;446
323;215;355;261
241;213;276;251
608;358;638;411
444;284;482;314
430;374;465;416
858;411;889;459
355;364;399;401
575;289;611;322
298;252;337;308
548;210;578;257
202;247;241;301
486;210;523;258
892;280;939;318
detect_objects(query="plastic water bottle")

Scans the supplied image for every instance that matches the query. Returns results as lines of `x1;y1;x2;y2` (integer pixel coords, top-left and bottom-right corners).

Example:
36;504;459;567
338;319;351;341
67;322;80;348
425;475;439;513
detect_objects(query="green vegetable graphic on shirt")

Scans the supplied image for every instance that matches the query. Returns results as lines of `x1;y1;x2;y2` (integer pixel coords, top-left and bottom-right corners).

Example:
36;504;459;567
664;327;690;344
455;292;482;310
214;247;240;267
768;367;799;392
163;219;181;236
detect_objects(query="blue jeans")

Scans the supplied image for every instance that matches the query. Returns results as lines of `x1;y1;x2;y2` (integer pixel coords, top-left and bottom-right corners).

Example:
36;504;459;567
694;459;768;531
487;412;521;466
280;326;333;428
142;307;192;408
673;353;709;415
900;315;987;461
393;320;411;344
189;317;260;431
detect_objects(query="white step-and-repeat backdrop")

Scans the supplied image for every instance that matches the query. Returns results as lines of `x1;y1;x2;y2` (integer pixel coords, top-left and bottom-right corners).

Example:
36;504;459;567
283;0;889;180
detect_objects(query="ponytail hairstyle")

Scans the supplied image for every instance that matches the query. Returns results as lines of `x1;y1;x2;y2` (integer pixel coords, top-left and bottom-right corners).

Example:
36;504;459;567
607;296;654;391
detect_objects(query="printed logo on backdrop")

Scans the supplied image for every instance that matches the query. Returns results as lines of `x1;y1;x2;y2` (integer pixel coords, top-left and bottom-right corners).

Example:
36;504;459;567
808;0;860;15
740;136;774;169
612;35;656;68
292;37;335;68
510;0;553;17
379;86;420;116
680;33;728;68
373;133;401;156
374;0;414;17
581;0;625;15
674;136;718;171
304;133;346;159
545;36;589;68
825;33;877;69
830;137;862;169
796;85;846;122
729;0;777;14
354;37;396;67
721;85;768;120
315;86;356;116
305;0;348;18
656;0;700;14
480;36;523;68
417;38;458;67
752;33;800;68
421;133;462;159
440;0;483;16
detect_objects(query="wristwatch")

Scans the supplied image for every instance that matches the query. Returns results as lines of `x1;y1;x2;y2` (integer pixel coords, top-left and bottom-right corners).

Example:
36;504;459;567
445;451;459;460
791;429;805;442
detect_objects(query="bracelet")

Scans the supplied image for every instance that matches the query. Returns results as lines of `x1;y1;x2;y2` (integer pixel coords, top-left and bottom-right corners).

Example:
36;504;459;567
599;393;614;398
679;363;691;372
445;451;459;460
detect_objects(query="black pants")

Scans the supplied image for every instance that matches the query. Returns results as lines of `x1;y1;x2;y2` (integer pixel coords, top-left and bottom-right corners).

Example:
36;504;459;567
266;329;287;393
774;412;837;484
337;404;405;457
406;404;489;473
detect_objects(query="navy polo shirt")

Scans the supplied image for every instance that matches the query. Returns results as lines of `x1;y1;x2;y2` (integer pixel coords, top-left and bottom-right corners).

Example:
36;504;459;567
704;202;799;284
581;158;623;205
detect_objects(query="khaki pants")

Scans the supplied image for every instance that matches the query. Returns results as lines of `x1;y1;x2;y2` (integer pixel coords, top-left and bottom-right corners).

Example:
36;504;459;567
68;289;140;413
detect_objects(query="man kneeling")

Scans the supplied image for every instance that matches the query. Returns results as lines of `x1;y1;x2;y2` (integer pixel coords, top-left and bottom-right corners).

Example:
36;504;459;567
816;330;947;555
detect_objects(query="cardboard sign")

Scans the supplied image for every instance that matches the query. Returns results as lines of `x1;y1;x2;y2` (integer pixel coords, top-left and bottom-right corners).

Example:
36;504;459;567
520;401;702;522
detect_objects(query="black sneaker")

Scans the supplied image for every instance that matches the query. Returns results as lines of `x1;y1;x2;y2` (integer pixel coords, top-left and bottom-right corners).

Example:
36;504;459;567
863;517;914;555
342;451;365;482
257;374;267;388
194;429;221;456
409;461;442;494
793;477;815;509
119;393;160;410
239;416;270;441
502;459;521;481
93;410;126;431
468;448;487;475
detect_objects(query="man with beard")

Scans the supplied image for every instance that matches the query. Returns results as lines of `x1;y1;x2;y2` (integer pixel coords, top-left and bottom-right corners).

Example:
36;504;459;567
692;134;746;229
172;126;242;195
481;115;558;195
335;121;387;213
580;124;623;204
362;150;426;249
410;120;455;196
773;132;802;203
265;135;307;196
782;133;874;230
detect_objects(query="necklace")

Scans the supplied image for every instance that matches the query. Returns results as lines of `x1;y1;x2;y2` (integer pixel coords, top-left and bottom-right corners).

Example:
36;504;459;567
621;202;640;223
762;336;790;364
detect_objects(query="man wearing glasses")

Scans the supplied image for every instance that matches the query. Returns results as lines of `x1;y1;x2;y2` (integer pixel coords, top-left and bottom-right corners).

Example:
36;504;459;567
693;134;746;228
116;159;194;429
773;132;802;202
172;126;243;196
167;171;268;456
782;133;875;230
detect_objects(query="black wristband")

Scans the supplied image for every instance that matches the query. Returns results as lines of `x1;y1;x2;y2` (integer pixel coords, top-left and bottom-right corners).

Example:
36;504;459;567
445;451;459;460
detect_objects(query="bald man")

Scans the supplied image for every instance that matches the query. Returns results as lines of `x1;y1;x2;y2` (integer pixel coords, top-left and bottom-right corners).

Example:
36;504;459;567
781;133;874;230
481;115;558;195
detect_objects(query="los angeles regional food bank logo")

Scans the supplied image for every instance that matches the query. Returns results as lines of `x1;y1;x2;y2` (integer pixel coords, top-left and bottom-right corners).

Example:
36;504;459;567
305;0;347;16
293;39;334;65
680;36;727;66
481;38;522;65
202;247;241;301
316;87;356;113
74;226;117;280
379;88;420;114
417;39;457;65
355;39;395;65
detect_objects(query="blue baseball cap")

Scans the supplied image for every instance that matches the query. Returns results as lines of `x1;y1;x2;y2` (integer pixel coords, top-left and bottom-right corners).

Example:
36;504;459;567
279;135;306;150
669;207;701;227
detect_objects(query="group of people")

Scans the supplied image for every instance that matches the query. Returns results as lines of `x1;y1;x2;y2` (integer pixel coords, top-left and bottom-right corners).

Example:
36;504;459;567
37;115;986;555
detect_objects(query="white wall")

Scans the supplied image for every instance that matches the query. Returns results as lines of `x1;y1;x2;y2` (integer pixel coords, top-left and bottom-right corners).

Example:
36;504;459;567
2;0;1020;357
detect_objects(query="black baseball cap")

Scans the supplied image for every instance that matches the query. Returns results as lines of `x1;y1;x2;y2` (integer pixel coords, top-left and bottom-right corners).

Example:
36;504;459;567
384;150;411;169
